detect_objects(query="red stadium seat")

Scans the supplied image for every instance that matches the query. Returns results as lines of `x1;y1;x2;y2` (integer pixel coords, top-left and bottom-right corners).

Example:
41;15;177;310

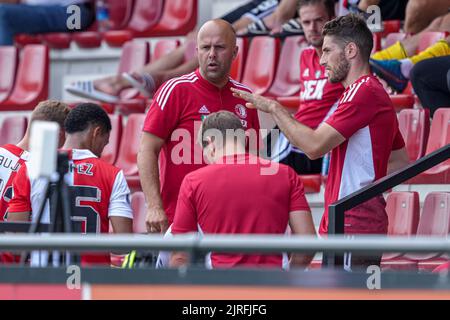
90;41;150;114
417;32;447;54
372;32;382;54
131;191;147;233
100;114;123;165
72;31;102;49
104;0;164;45
266;36;307;98
382;192;420;261
230;37;248;82
74;0;134;48
408;108;450;183
381;20;401;38
389;94;415;110
14;34;41;48
0;45;49;111
241;36;280;95
383;192;450;271
41;32;72;49
0;116;28;146
115;114;146;189
398;109;430;161
147;0;197;37
117;40;151;101
407;193;450;271
383;32;407;49
152;39;181;62
0;46;18;104
299;174;321;193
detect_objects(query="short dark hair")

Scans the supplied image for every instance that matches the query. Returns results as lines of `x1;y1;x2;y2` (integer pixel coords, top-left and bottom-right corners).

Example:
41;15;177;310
298;0;335;19
200;111;245;149
322;13;373;61
31;100;71;129
64;103;111;134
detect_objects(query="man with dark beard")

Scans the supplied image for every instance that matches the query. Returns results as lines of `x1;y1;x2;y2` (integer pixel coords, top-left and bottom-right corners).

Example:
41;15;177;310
232;14;409;270
270;0;344;175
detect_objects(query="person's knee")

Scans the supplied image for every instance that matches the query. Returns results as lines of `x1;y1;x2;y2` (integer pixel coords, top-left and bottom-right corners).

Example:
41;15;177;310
425;16;443;31
446;69;450;92
439;13;450;32
410;60;427;85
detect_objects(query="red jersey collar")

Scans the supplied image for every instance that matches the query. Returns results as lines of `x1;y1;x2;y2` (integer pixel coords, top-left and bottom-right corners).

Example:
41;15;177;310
195;69;232;92
218;153;253;164
60;149;97;160
3;144;29;160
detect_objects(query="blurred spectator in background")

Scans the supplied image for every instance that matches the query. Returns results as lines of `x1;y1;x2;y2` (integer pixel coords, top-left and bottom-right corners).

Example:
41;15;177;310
410;56;450;117
65;0;304;103
0;0;94;45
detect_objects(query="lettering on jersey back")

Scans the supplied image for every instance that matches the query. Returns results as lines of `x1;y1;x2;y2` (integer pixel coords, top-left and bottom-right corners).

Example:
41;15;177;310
69;163;94;176
0;155;20;172
301;79;327;101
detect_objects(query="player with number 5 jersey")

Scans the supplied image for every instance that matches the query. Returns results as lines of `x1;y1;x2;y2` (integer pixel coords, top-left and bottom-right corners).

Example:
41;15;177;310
7;103;133;266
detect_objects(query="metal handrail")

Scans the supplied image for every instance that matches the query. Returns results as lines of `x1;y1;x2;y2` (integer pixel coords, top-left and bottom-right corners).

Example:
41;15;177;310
1;233;450;254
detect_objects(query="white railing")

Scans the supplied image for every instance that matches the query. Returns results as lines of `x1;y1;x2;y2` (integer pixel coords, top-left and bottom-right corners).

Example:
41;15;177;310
1;234;450;254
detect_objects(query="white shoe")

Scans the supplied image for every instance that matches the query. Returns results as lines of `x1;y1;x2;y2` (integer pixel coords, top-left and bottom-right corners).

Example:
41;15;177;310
65;80;119;103
121;72;154;97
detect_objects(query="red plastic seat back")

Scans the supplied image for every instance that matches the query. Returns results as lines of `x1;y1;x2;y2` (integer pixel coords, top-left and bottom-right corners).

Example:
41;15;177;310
229;37;248;82
381;20;401;37
0;47;17;103
101;114;123;165
241;36;280;95
4;45;49;109
127;0;164;36
118;41;150;100
372;32;381;54
417;32;446;54
266;36;307;97
0;116;27;146
152;39;181;61
150;0;197;36
417;192;450;237
386;191;420;236
398;109;430;161
131;191;147;233
425;108;450;155
107;0;134;30
115;113;146;176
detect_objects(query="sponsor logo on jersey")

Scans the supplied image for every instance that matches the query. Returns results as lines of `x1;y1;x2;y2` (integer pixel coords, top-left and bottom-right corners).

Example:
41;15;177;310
315;70;321;79
302;68;310;77
235;104;247;119
300;79;327;101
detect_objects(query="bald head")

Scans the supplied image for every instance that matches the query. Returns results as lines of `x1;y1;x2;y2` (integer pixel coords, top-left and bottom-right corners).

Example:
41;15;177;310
197;19;238;87
198;19;237;47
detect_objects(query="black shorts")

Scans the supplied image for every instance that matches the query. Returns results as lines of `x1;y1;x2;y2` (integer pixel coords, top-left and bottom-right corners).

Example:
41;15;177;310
265;127;323;175
221;0;279;24
280;151;323;175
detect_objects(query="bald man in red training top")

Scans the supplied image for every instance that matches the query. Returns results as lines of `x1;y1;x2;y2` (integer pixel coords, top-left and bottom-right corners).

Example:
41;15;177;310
169;111;316;269
138;19;260;235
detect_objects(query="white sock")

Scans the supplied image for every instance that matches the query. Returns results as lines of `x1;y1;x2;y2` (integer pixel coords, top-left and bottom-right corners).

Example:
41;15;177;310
400;59;413;79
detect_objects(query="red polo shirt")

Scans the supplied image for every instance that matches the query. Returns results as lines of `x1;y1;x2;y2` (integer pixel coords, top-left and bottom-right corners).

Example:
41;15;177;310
143;69;260;223
172;153;310;269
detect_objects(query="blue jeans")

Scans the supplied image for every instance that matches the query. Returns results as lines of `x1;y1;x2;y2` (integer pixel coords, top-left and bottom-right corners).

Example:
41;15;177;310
0;3;94;45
